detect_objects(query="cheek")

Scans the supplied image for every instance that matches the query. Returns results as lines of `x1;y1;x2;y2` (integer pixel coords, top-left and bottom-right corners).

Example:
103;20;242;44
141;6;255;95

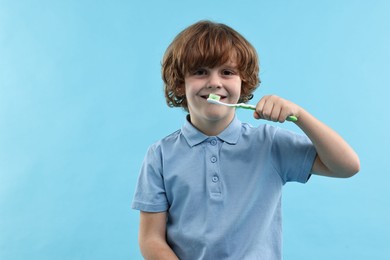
184;81;203;97
234;80;243;97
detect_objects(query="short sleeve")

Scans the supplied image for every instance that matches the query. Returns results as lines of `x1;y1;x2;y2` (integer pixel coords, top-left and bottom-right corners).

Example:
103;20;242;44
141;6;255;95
131;144;169;212
271;128;317;184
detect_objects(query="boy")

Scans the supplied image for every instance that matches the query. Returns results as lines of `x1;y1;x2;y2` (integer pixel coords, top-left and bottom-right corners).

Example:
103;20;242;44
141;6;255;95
132;20;360;260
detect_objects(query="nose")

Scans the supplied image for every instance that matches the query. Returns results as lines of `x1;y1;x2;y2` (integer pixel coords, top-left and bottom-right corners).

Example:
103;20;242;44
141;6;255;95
207;71;222;89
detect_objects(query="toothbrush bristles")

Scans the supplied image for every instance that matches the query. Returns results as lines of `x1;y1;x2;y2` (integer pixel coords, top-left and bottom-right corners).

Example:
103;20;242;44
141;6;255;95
207;93;221;101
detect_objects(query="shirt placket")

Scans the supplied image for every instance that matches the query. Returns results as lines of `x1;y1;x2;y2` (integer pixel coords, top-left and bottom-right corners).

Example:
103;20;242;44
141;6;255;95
205;137;222;197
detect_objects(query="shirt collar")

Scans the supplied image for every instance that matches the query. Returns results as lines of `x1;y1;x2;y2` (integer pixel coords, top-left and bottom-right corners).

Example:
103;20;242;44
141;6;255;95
181;115;241;147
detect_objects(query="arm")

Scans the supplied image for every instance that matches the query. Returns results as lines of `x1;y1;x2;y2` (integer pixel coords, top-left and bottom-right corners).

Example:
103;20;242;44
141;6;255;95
254;95;360;178
139;211;179;260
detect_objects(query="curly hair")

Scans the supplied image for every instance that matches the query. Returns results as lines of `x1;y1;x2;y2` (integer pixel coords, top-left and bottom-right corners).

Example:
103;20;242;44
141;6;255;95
162;20;260;111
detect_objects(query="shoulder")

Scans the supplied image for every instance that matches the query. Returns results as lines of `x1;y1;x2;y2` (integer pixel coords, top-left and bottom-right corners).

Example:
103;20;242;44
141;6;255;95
240;122;280;141
147;129;184;155
239;122;312;152
242;122;308;139
157;129;182;145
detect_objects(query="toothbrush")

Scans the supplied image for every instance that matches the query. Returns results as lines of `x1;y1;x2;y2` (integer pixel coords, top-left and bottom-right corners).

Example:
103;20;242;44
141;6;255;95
207;93;298;122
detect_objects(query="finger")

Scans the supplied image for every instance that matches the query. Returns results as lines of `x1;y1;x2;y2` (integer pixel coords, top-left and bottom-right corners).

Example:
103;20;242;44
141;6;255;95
261;98;274;120
254;96;266;119
281;109;295;123
270;103;282;122
254;111;261;119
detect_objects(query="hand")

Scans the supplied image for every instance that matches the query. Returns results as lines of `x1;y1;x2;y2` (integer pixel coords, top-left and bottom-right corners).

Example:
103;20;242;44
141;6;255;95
253;95;301;123
253;95;360;177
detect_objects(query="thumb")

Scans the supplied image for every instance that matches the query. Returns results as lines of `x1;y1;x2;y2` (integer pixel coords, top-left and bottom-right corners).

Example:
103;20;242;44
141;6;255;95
253;111;261;119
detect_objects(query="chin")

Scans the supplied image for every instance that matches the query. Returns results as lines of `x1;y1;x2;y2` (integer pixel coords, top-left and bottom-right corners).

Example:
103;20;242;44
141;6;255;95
205;110;234;121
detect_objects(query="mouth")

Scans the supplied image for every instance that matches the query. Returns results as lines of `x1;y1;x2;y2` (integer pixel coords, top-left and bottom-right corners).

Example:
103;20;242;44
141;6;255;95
201;94;227;100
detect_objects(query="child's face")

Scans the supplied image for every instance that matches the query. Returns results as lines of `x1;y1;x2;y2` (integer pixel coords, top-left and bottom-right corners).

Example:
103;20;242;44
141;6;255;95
184;61;242;130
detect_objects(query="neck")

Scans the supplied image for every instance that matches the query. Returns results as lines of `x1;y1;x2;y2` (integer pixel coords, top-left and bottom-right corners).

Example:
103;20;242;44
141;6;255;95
188;114;235;136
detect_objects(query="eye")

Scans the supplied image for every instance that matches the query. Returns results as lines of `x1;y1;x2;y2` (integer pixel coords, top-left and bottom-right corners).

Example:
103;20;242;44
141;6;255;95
192;68;207;76
222;69;236;76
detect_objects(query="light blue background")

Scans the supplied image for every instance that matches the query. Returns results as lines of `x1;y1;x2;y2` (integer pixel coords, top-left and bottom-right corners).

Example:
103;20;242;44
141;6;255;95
1;0;389;259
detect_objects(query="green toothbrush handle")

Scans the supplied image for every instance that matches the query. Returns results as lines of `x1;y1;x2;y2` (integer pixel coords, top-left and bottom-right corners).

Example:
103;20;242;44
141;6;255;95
286;115;298;122
239;104;298;122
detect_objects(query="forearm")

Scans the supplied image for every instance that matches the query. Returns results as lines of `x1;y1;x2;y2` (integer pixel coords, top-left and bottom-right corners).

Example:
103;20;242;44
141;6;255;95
140;238;179;260
295;108;360;177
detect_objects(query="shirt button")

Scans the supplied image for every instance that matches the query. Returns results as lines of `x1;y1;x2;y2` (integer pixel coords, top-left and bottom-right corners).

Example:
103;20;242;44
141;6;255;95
210;156;217;163
210;139;217;146
212;176;219;182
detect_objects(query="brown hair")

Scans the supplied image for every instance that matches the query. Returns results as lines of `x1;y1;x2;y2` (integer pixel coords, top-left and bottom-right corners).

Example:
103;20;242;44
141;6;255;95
162;20;260;111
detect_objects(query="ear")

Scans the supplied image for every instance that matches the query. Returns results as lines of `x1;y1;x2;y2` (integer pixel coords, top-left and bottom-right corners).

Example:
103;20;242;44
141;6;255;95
176;84;186;97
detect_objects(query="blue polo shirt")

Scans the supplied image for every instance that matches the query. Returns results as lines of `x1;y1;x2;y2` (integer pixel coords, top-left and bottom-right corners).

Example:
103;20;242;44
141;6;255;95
132;116;317;260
